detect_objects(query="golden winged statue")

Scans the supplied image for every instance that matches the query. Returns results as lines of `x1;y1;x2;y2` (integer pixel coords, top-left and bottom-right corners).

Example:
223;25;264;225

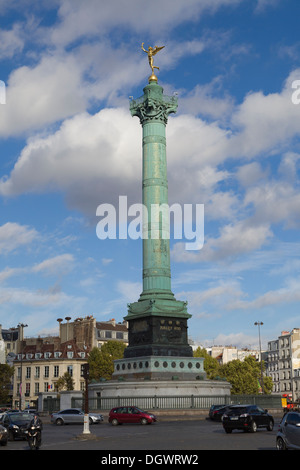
141;43;165;75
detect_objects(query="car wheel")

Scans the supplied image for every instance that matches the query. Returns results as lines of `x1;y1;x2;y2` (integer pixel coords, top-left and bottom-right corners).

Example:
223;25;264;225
89;417;93;425
276;437;287;450
141;418;148;425
111;418;119;426
55;418;64;426
224;428;232;434
267;420;274;431
249;420;257;433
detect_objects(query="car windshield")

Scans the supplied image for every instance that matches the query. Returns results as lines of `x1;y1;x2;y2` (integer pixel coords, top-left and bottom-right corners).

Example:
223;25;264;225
9;413;32;424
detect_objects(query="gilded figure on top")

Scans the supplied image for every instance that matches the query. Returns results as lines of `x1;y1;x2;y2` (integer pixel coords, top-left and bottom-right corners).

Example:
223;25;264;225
141;43;165;75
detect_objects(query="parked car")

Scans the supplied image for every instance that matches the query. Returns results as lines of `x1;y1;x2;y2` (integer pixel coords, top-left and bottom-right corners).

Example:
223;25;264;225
0;412;33;440
222;405;274;433
208;405;230;421
276;411;300;450
109;406;157;425
51;408;103;425
0;425;8;446
23;408;39;416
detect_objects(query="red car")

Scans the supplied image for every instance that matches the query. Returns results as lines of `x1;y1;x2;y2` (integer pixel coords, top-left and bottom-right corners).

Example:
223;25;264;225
109;406;157;425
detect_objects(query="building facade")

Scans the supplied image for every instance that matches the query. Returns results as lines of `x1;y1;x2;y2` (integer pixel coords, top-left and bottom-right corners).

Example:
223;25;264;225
13;339;89;409
267;328;300;401
206;345;261;365
8;316;128;408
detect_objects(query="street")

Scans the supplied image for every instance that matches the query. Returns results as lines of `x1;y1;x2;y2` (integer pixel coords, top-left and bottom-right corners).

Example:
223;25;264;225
1;416;280;452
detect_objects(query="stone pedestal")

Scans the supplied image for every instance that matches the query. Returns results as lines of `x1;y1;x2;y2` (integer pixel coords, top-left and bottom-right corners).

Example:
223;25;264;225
113;356;206;381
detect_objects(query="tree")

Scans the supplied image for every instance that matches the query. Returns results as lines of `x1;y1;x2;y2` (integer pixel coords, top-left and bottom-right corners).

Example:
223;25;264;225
88;347;103;381
0;364;14;404
88;341;126;381
55;372;74;392
193;347;220;380
218;355;273;395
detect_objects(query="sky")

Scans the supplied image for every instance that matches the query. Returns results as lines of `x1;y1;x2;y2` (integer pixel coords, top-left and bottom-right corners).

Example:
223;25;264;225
0;0;300;350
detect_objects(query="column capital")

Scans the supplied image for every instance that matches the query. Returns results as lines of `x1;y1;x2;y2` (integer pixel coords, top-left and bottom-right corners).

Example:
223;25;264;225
130;82;177;125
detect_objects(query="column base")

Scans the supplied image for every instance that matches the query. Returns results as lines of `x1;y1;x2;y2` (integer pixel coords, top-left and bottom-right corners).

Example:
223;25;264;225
124;297;193;359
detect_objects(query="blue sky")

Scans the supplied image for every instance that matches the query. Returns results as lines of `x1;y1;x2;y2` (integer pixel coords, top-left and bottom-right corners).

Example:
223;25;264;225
0;0;300;350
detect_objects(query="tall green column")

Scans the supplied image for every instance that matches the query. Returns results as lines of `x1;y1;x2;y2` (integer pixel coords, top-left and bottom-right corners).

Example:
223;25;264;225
135;80;175;299
124;77;193;358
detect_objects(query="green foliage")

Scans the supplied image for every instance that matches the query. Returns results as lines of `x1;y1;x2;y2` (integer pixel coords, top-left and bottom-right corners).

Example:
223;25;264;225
193;347;219;380
193;348;273;395
218;356;272;395
88;341;126;381
0;364;14;403
55;372;75;392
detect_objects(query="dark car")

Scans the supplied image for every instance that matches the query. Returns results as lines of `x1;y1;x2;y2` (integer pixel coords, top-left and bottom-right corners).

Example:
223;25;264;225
0;424;8;446
222;405;274;433
109;406;157;425
208;404;230;421
0;412;33;440
276;411;300;450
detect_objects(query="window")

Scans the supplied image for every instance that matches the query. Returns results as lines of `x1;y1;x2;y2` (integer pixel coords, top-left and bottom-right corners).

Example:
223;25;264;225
35;383;39;395
286;413;300;426
44;366;49;378
26;367;31;379
54;366;59;378
67;365;73;377
105;331;112;339
35;366;40;378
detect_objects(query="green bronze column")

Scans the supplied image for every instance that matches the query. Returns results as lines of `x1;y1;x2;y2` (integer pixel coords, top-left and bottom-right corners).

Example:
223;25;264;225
124;67;193;359
131;79;176;300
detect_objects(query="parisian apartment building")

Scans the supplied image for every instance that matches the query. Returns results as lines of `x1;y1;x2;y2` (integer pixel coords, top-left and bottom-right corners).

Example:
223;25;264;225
0;317;128;408
267;328;300;401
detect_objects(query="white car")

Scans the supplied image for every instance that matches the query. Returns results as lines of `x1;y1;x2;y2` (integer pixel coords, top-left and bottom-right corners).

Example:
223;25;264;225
51;408;103;425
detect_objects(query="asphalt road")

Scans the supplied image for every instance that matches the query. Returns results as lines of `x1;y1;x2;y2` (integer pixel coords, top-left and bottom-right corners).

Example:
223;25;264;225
1;416;280;452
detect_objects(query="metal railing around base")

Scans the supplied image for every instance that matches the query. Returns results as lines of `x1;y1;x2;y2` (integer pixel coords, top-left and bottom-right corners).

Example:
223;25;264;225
71;394;282;411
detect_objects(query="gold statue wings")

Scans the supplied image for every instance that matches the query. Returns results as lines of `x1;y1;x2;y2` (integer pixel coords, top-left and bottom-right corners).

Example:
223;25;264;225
151;46;165;56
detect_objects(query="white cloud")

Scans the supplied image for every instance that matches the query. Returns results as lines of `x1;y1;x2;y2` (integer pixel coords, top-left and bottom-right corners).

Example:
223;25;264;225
210;332;259;349
0;108;140;212
228;69;300;158
0;222;38;254
116;280;142;303
0;54;87;137
32;254;75;276
0;267;24;282
172;220;272;263
178;280;243;312
254;0;281;13
230;277;300;311
0;23;24;59
51;0;242;47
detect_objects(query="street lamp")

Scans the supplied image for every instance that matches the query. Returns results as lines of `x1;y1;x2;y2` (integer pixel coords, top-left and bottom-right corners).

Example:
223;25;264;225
17;323;28;410
254;321;264;394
